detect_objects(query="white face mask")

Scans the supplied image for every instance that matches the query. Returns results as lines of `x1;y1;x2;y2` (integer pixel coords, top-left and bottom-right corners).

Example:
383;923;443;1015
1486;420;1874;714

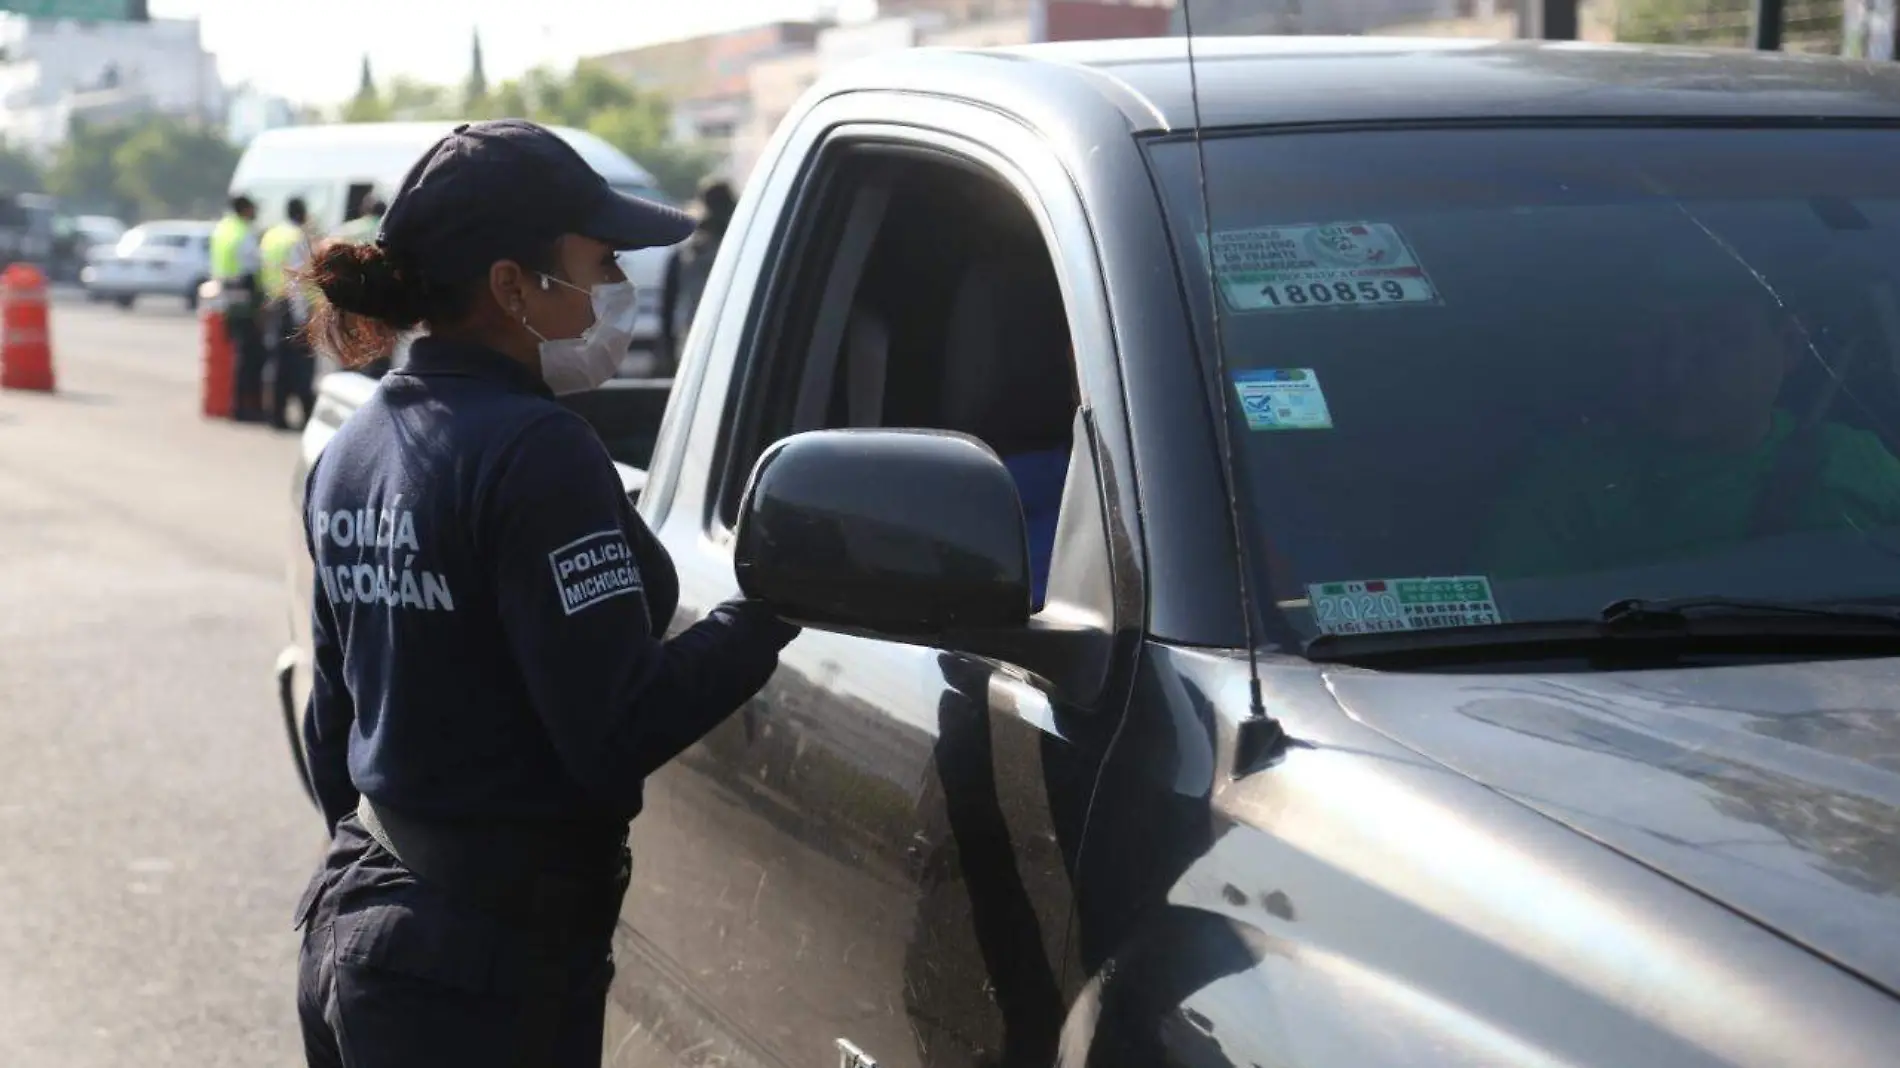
523;275;640;396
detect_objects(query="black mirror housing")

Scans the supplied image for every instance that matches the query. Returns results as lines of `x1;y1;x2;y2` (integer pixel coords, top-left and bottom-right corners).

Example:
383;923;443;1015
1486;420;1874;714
734;429;1033;636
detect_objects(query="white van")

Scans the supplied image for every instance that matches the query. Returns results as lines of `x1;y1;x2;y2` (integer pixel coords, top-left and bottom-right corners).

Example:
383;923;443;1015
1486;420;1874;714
227;122;681;353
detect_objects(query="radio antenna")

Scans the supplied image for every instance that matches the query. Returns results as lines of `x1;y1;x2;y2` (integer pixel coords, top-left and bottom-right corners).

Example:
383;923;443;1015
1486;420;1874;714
1179;1;1285;759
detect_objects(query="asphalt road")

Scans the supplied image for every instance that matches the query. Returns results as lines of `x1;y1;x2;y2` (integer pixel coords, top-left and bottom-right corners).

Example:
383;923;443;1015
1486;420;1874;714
0;291;314;1066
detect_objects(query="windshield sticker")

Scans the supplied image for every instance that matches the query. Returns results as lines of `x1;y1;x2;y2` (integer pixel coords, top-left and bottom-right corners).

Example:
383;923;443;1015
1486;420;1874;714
1233;368;1333;431
1307;576;1501;635
1202;223;1440;313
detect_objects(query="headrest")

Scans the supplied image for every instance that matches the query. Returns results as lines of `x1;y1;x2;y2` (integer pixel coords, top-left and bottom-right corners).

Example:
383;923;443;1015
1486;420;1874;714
939;253;1075;454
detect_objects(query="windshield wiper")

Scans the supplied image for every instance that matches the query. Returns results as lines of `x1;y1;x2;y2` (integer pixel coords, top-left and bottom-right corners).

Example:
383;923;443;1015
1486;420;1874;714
1304;595;1900;666
1598;596;1900;628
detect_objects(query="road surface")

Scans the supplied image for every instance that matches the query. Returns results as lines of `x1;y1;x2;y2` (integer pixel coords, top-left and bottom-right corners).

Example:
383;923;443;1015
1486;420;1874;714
0;292;314;1066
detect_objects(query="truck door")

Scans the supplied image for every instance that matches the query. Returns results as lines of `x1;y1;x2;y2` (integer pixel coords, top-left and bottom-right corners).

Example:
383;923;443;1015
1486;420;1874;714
621;99;1144;1068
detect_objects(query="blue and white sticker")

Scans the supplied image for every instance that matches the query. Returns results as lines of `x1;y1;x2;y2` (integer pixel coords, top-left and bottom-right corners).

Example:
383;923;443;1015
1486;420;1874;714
1233;368;1334;431
548;530;641;616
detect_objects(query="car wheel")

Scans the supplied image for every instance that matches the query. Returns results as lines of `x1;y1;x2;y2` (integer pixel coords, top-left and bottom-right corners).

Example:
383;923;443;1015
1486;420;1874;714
114;294;136;310
184;282;203;312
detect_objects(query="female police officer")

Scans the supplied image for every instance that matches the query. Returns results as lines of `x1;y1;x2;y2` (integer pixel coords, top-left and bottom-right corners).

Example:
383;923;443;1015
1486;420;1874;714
289;119;799;1068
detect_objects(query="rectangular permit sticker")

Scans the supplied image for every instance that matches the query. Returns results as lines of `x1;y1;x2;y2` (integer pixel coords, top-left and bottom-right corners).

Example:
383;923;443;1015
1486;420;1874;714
1204;222;1438;313
1233;368;1333;431
1307;576;1501;636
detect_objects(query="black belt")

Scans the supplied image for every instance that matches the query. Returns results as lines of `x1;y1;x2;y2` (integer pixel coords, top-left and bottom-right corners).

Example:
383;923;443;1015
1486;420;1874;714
354;796;628;916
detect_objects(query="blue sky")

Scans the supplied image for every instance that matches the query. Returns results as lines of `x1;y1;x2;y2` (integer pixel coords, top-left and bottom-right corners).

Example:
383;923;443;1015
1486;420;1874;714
150;0;878;105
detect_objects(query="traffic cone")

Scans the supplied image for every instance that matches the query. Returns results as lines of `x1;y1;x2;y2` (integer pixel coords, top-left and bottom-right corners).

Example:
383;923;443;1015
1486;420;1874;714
1;263;54;393
201;284;234;419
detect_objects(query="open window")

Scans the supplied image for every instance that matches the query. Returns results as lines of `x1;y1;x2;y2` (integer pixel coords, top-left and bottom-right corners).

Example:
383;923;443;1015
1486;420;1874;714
721;141;1103;620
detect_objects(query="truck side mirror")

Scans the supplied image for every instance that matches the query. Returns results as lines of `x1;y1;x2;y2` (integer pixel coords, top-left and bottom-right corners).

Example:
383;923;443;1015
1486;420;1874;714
734;429;1032;637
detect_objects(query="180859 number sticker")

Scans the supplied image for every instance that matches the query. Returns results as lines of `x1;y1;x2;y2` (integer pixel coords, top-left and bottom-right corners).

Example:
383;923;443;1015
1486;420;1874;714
1202;222;1440;314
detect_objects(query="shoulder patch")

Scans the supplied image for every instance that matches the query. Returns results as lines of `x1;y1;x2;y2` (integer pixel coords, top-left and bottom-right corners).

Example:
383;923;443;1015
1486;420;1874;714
548;529;641;616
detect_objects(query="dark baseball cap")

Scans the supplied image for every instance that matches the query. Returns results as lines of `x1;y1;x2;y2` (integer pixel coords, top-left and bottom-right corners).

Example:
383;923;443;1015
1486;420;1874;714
376;119;696;285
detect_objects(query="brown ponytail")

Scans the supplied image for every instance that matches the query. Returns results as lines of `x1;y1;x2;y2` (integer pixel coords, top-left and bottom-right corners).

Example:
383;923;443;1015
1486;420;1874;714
299;240;430;369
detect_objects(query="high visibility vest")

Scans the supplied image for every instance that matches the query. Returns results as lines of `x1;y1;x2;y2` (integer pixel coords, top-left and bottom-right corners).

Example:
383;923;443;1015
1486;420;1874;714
209;214;251;282
259;222;304;299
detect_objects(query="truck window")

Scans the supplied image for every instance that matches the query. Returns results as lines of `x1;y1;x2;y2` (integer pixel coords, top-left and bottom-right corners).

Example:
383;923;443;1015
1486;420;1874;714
720;149;1083;604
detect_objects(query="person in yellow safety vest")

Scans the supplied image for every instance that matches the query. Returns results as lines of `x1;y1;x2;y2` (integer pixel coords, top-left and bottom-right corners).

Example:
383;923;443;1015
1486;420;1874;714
210;194;270;422
260;196;318;430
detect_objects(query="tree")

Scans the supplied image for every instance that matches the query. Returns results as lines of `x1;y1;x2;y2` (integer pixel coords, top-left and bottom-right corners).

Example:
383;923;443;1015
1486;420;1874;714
384;76;454;121
46;119;128;215
344;54;387;122
112;117;240;220
520;62;716;198
331;58;717;199
0;140;43;194
465;29;488;112
586;104;714;200
1614;0;1839;45
45;116;238;220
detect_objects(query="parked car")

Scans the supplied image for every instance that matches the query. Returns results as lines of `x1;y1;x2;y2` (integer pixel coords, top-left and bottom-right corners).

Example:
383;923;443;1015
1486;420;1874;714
79;219;214;310
278;37;1900;1068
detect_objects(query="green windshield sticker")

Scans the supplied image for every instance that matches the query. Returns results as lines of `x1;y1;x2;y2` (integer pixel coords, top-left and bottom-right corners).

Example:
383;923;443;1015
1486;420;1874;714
1201;223;1440;313
1233;368;1333;430
1307;576;1501;635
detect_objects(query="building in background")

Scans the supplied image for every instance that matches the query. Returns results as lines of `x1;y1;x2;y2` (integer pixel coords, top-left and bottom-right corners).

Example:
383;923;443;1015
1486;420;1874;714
733;49;822;186
614;2;1174;190
225;85;300;147
0;15;222;157
1166;0;1466;35
591;34;720;100
877;0;1036;20
595;20;824;181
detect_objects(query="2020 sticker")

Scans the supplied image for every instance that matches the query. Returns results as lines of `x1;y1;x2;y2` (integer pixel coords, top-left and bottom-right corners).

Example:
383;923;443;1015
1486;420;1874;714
1306;576;1501;635
1232;368;1333;431
1203;222;1439;313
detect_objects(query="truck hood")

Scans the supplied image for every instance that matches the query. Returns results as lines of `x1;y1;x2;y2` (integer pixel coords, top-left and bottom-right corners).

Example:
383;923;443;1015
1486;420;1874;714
1323;658;1900;995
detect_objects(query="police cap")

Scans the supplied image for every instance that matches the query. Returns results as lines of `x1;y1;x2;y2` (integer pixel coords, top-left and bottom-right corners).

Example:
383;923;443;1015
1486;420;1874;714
377;119;694;285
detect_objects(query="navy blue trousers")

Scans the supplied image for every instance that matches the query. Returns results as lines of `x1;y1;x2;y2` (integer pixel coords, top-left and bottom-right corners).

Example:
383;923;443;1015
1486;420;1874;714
295;816;630;1068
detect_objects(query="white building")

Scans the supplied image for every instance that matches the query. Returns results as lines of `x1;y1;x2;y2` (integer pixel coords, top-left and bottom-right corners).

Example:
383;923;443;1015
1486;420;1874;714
0;15;222;156
730;3;1176;187
225;86;299;147
1166;0;1469;35
733;50;821;188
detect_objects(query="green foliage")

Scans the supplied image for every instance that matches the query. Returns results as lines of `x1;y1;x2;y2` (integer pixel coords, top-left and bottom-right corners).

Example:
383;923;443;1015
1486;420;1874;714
1614;0;1840;47
45;115;237;220
344;53;386;122
465;30;488;111
335;58;716;200
111;116;241;219
46;119;128;214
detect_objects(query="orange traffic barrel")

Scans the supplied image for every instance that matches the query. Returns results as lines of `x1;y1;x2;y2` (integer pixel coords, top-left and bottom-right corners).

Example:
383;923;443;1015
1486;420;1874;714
1;263;54;393
200;281;233;419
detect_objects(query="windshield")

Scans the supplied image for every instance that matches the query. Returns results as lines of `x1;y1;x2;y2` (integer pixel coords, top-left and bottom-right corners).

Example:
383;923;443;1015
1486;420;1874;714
1147;126;1900;644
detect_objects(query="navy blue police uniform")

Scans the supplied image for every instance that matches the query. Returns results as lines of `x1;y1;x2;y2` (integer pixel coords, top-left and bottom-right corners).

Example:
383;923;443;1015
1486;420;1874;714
291;120;798;1068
